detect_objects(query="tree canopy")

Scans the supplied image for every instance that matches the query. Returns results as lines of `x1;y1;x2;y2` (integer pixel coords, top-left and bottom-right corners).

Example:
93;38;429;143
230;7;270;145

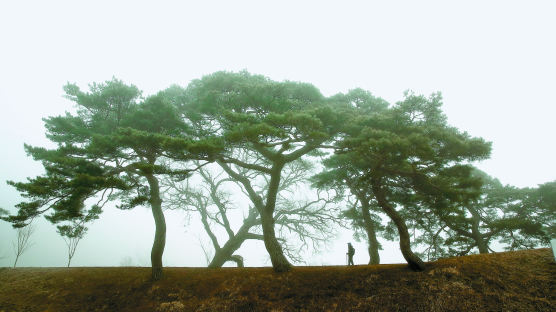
2;72;553;277
180;71;348;272
3;78;222;280
314;91;492;270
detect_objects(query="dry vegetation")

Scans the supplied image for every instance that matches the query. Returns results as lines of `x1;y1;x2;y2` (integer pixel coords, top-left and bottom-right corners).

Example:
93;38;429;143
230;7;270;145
0;248;554;312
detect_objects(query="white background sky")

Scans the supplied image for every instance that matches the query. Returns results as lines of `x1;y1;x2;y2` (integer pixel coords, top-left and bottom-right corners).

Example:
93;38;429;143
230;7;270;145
1;0;554;268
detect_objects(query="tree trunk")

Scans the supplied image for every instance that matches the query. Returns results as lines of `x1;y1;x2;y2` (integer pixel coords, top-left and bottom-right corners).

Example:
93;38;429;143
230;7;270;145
146;174;166;281
371;179;425;271
208;212;259;268
216;159;290;272
469;207;489;254
13;255;19;268
261;211;291;272
209;236;243;268
262;165;292;272
476;236;489;254
209;250;228;268
360;198;380;265
210;242;246;268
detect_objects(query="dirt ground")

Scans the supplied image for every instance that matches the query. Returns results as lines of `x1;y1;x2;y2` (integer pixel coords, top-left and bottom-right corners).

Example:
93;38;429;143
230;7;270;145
0;248;554;311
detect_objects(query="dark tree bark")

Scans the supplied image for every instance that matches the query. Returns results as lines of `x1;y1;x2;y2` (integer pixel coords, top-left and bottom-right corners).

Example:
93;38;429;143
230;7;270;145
441;205;493;255
469;207;489;254
261;211;291;272
359;195;380;265
217;160;291;272
261;165;292;272
146;173;166;281
371;177;425;271
208;222;251;268
209;247;235;268
208;231;261;268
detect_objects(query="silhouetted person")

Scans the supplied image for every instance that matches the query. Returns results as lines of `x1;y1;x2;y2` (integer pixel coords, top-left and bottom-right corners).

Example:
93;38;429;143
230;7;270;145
347;242;355;265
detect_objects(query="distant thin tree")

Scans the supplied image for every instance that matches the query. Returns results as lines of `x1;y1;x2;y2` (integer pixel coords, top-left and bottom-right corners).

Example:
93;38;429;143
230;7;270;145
56;204;101;267
12;218;35;268
0;208;7;260
119;256;134;266
0;209;7;261
57;222;86;267
195;235;215;266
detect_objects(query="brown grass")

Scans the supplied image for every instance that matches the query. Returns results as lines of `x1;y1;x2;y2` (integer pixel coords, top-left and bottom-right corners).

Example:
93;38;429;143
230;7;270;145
0;248;554;311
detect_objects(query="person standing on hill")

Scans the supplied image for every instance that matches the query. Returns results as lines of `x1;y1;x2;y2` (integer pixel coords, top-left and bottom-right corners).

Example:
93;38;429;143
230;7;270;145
347;243;355;265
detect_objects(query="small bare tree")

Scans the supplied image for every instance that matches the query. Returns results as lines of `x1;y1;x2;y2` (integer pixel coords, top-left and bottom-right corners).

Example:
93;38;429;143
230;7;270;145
195;234;215;266
57;222;87;267
12;218;35;268
119;256;134;266
0;246;6;261
0;208;8;261
56;204;101;267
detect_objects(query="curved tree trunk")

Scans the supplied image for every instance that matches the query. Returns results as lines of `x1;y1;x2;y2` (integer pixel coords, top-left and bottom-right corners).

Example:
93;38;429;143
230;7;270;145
361;205;380;265
261;211;291;272
207;213;261;268
209;250;232;268
146;174;166;281
209;236;244;268
262;165;292;272
371;179;425;271
216;159;291;272
211;247;245;268
358;194;380;264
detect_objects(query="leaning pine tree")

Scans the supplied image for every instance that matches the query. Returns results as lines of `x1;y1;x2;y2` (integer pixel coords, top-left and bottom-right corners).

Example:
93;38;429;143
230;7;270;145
2;79;222;280
317;91;491;271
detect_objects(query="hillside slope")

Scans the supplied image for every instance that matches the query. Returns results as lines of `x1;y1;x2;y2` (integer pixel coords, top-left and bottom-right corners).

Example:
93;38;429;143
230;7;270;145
0;248;554;311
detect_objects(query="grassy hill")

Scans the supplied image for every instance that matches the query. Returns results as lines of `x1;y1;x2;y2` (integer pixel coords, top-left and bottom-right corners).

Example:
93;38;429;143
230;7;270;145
0;248;554;311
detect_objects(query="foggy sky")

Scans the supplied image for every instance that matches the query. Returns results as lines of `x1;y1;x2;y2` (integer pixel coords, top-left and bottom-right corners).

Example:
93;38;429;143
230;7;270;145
1;0;555;268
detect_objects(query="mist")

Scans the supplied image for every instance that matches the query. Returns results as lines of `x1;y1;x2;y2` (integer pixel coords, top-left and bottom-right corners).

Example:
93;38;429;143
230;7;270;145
1;0;555;270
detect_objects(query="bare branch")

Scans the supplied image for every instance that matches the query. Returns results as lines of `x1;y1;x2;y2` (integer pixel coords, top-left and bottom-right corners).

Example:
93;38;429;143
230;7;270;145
12;218;36;268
